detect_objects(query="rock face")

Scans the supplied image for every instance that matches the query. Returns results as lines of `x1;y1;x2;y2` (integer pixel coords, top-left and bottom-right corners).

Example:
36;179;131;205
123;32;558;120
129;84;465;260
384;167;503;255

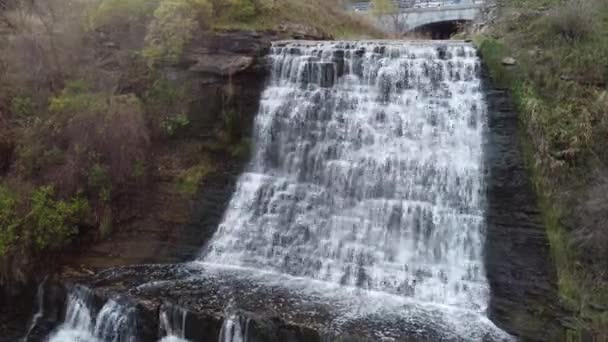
482;66;568;341
24;265;456;342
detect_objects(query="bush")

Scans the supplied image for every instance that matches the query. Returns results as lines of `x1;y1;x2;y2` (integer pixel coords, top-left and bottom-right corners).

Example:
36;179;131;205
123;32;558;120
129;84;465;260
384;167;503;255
0;186;18;256
49;88;150;188
16;129;65;178
143;0;212;66
1;184;90;254
91;0;159;28
143;76;190;137
88;163;112;202
10;96;36;120
161;114;190;137
28;186;89;251
175;161;215;196
224;0;258;21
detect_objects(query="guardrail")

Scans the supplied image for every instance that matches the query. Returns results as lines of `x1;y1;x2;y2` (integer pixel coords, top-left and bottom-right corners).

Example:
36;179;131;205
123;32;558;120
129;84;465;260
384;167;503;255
351;0;485;12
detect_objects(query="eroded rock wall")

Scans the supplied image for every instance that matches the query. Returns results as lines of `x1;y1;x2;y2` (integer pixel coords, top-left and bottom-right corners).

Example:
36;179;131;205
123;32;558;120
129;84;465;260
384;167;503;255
482;65;568;341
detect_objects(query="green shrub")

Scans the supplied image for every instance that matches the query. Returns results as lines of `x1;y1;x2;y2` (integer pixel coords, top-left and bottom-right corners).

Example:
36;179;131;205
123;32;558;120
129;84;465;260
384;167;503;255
220;0;257;20
1;184;90;255
143;77;191;137
16;131;65;178
0;186;18;256
48;88;150;186
477;39;517;88
48;81;101;118
91;0;159;27
161;114;190;137
175;162;215;196
144;77;187;111
28;186;89;251
88;163;112;202
10;96;36;120
143;0;212;66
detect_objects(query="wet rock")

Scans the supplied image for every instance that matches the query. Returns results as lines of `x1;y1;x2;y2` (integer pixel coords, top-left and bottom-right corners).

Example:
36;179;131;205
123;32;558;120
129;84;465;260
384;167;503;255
501;57;517;66
482;66;569;341
188;55;254;76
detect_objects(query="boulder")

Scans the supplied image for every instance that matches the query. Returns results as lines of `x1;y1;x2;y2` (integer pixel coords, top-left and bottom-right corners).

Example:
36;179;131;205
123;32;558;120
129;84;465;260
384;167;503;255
501;56;517;66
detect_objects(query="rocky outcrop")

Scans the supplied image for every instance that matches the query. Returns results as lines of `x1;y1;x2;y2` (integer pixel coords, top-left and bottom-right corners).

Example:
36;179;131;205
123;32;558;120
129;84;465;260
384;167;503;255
26;264;458;342
482;65;569;341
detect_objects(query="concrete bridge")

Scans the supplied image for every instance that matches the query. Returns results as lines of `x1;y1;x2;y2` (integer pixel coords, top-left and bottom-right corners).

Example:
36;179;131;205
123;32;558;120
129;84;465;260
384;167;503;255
353;1;486;34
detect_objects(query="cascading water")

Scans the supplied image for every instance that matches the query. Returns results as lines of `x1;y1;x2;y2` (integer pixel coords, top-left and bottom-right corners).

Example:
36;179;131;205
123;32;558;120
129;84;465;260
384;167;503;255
218;315;248;342
159;305;189;342
201;40;489;311
47;287;137;342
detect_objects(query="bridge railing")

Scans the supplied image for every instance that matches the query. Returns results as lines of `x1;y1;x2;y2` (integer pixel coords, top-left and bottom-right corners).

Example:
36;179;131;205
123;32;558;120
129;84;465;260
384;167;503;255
350;0;484;12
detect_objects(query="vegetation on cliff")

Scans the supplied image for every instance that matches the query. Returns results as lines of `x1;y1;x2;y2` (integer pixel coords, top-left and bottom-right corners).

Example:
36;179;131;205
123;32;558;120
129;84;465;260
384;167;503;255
476;0;608;337
0;0;379;277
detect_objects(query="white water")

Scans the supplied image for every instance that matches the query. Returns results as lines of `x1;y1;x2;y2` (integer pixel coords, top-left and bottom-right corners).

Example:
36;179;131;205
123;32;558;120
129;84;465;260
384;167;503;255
47;287;137;342
202;40;489;311
218;315;248;342
159;305;190;342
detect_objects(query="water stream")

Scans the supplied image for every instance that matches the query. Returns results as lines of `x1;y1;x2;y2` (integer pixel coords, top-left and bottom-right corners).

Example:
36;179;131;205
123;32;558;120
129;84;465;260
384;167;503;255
46;287;137;342
202;40;488;310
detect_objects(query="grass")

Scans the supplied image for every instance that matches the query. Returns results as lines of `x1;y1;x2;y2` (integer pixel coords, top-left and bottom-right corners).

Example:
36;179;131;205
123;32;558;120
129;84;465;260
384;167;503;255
476;0;608;338
91;0;382;40
207;0;382;39
175;161;216;196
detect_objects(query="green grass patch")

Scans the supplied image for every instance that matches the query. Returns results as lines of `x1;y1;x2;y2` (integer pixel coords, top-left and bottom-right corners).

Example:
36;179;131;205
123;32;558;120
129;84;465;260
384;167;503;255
210;0;381;38
175;161;216;196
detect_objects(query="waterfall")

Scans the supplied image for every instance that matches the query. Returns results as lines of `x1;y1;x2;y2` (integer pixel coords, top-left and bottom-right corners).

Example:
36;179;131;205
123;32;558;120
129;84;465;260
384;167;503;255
22;279;46;341
201;40;490;312
48;287;137;342
159;305;190;342
218;315;248;342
